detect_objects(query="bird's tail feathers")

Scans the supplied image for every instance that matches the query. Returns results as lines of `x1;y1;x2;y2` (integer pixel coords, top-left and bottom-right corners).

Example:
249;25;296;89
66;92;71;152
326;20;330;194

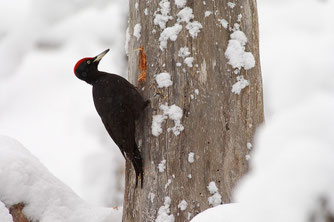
131;143;143;188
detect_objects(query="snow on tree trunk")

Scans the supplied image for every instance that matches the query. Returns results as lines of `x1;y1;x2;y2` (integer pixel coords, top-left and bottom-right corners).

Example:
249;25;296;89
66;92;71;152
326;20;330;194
123;0;264;221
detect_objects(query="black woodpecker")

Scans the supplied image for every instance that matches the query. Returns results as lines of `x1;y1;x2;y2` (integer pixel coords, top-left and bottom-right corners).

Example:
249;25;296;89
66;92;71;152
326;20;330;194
74;49;148;187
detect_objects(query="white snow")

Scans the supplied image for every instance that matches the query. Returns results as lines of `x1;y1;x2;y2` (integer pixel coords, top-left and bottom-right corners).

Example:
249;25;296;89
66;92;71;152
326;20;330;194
0;201;12;222
178;200;188;211
175;0;187;9
232;94;334;222
231;75;249;95
159;24;183;50
184;57;194;67
205;11;212;17
165;179;172;189
188;152;195;163
218;19;228;29
230;30;247;45
3;1;334;218
186;21;203;38
178;47;191;58
152;104;184;136
194;89;199;95
160;104;185;136
135;2;139;9
176;62;182;67
156;72;173;88
0;135;121;222
148;192;156;203
0;1;128;206
208;193;223;208
155;197;175;222
133;23;142;40
225;30;255;70
227;2;236;9
207;181;219;194
233;23;240;31
237;14;242;22
144;8;148;15
245;154;251;161
207;182;222;207
158;159;167;172
177;7;194;23
191;204;241;222
188;174;192;179
152;114;167;137
154;0;172;29
247;142;252;150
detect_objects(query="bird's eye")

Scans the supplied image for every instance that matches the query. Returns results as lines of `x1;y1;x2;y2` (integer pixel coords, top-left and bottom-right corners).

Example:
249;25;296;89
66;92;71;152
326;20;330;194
87;61;91;64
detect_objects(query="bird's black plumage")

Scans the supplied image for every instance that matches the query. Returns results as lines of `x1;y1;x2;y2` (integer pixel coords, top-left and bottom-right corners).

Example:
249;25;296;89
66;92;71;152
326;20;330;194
74;49;148;187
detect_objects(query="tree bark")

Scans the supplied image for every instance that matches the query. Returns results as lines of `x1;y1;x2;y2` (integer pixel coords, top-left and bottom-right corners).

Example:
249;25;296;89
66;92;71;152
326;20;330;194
123;0;264;221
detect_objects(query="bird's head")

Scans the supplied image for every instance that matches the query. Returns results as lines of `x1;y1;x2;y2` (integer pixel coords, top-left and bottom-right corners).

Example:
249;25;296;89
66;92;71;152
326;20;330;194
74;49;110;82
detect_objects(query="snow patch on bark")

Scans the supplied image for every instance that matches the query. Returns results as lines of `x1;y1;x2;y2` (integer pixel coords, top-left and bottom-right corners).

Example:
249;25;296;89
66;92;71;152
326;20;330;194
133;24;142;40
178;47;190;58
177;7;194;23
218;19;228;29
152;114;167;137
148;192;156;203
159;24;183;50
225;30;255;70
175;0;187;9
156;72;173;88
188;152;195;163
184;57;194;67
158;159;167;172
205;11;212;17
231;75;249;95
178;200;188;211
227;2;236;8
186;21;203;38
165;179;172;189
207;181;222;207
154;0;173;29
152;104;184;136
160;104;184;136
155;197;174;222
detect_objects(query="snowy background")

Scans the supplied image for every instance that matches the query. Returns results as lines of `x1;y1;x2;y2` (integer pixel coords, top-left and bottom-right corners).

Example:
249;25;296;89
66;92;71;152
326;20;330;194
0;0;128;207
0;0;334;220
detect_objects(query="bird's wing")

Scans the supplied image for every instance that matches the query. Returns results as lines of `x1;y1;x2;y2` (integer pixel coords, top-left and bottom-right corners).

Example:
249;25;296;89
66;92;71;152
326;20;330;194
101;104;136;159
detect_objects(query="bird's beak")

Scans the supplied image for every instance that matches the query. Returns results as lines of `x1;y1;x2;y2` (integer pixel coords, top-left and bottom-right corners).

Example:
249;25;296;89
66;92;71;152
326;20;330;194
93;49;110;63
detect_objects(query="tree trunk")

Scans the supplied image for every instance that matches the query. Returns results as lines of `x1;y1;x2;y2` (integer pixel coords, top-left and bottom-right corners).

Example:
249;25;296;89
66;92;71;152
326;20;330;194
123;0;264;221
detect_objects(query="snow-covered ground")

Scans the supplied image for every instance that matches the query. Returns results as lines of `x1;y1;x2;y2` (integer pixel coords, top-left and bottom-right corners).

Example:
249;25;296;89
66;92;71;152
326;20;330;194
0;0;334;221
0;135;122;221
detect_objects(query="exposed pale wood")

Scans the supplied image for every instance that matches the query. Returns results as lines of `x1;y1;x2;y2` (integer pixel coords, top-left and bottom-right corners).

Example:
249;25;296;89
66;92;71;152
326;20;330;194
123;0;264;221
